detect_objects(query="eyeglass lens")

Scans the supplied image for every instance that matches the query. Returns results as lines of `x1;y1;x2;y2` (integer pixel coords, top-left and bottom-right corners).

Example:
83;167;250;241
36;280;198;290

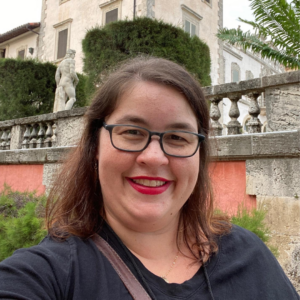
110;125;199;157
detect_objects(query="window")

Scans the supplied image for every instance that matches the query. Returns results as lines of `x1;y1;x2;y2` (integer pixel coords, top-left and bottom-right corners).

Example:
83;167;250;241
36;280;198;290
100;0;122;26
57;29;68;59
184;20;196;37
231;62;240;83
106;8;118;24
181;5;202;38
0;49;6;58
245;70;254;80
18;50;25;59
53;19;73;61
202;0;212;7
16;46;27;60
242;116;251;133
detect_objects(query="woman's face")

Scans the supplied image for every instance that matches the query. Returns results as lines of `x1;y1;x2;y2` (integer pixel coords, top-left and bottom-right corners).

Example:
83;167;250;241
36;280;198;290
97;81;199;232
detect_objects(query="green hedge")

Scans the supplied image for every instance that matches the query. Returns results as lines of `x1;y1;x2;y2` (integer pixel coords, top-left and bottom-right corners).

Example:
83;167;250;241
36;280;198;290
0;58;87;121
82;17;211;99
0;185;47;261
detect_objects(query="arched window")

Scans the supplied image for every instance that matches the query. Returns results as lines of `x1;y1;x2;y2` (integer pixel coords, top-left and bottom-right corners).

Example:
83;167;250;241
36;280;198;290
242;115;251;133
231;63;240;83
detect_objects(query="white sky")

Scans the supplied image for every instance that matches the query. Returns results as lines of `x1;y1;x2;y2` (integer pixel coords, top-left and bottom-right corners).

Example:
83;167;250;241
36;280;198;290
0;0;255;35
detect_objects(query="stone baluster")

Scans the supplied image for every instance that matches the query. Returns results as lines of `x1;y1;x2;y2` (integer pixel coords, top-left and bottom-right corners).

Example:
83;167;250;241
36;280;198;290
37;122;46;148
44;122;53;148
29;124;38;149
51;122;57;147
1;129;7;150
5;129;11;150
227;93;242;135
247;92;262;133
22;125;31;149
210;96;223;136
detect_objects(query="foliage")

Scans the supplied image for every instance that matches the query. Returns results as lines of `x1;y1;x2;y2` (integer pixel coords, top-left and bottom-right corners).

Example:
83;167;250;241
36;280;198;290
0;58;88;121
217;0;300;69
0;185;47;262
82;17;211;99
230;207;279;257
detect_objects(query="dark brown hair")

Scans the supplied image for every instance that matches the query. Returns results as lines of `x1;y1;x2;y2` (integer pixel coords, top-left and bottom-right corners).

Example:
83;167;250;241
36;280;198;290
46;56;230;261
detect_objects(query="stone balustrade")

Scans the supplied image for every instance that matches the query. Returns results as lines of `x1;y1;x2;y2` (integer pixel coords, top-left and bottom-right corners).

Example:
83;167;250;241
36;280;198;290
203;70;300;136
0;70;300;151
0;107;86;151
0;127;11;150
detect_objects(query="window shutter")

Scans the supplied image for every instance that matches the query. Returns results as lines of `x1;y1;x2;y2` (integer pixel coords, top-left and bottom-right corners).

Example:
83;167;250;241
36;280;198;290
18;50;25;60
191;24;196;36
232;70;239;82
185;20;190;34
57;29;68;59
106;8;118;24
0;49;5;58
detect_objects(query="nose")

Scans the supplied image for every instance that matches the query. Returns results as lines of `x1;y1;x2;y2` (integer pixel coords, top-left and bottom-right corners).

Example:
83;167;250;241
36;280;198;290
136;138;169;166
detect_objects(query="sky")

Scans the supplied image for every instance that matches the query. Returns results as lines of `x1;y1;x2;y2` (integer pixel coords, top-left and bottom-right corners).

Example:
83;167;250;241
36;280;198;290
0;0;255;35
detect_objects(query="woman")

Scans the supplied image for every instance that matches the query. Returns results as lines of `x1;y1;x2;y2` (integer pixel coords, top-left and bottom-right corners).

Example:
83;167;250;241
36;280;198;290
0;57;298;300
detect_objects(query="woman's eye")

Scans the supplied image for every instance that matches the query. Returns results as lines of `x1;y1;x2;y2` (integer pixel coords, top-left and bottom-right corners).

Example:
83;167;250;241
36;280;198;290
123;130;142;135
170;134;184;141
165;134;188;143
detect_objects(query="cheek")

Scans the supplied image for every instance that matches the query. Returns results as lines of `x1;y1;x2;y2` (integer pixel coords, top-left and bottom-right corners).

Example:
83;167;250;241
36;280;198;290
172;154;199;188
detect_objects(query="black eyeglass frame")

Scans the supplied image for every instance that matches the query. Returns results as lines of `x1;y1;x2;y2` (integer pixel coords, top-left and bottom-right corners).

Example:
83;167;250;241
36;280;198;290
102;122;205;158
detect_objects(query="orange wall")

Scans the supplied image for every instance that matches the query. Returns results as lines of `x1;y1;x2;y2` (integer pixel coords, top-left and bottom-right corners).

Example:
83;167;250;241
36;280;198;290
210;161;256;215
0;165;45;195
0;162;255;213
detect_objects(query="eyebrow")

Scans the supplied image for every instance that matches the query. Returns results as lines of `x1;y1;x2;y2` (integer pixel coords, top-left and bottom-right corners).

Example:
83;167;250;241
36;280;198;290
114;115;197;132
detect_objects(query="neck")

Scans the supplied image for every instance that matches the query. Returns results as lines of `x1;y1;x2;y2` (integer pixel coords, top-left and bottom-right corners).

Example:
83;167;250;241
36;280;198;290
106;215;180;260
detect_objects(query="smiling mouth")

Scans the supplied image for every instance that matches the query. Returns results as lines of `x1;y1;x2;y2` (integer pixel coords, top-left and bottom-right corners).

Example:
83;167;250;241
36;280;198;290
131;179;167;187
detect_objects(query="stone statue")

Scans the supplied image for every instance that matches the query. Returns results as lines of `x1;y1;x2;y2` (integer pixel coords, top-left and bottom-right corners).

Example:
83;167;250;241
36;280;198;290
53;49;79;112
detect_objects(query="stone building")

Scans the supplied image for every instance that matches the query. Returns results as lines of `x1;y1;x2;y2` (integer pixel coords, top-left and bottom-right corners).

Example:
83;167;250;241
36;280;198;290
37;0;224;85
0;23;40;59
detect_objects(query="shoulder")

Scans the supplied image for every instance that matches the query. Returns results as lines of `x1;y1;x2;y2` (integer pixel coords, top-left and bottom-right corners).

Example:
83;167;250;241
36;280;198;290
217;224;275;262
212;225;300;299
0;235;99;299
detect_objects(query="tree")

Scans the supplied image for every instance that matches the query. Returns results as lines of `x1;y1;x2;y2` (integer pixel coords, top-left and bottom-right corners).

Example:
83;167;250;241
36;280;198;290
82;17;211;99
0;58;87;121
217;0;300;69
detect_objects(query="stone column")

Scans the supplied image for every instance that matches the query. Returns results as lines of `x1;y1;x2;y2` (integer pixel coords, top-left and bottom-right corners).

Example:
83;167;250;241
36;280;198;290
247;92;262;134
227;93;242;135
210;96;223;136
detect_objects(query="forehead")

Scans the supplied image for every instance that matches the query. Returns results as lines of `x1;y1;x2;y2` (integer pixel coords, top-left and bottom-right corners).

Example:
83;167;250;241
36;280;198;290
107;81;198;130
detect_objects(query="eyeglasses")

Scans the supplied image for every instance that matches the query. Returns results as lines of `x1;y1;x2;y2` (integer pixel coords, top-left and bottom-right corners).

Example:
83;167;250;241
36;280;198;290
102;122;205;158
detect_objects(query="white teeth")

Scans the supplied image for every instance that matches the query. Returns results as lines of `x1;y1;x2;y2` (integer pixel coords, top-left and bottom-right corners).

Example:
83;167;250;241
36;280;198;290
132;179;166;187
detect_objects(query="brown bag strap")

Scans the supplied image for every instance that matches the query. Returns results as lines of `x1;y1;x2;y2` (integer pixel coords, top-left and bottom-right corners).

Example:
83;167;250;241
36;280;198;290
91;234;152;300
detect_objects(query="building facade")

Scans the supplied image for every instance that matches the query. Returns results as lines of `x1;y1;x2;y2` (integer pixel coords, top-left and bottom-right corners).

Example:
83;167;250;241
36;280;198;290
37;0;223;84
0;23;40;60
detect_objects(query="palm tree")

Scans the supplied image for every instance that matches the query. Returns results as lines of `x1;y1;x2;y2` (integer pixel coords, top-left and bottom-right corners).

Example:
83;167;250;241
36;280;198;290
217;0;300;69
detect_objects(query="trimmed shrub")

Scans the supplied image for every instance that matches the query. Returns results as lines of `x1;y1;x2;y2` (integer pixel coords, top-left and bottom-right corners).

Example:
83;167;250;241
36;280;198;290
82;17;211;99
0;185;47;262
231;207;279;257
0;58;88;121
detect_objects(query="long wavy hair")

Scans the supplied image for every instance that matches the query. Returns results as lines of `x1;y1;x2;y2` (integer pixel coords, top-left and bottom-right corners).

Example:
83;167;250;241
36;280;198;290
46;56;230;262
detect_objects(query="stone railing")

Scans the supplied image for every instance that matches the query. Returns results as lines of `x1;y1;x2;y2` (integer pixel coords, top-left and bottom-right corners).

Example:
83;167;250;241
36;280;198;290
0;107;86;151
203;70;300;136
1;70;300;151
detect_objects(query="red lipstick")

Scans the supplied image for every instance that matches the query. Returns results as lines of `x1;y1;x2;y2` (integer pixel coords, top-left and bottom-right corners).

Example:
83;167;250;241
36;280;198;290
126;176;172;195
